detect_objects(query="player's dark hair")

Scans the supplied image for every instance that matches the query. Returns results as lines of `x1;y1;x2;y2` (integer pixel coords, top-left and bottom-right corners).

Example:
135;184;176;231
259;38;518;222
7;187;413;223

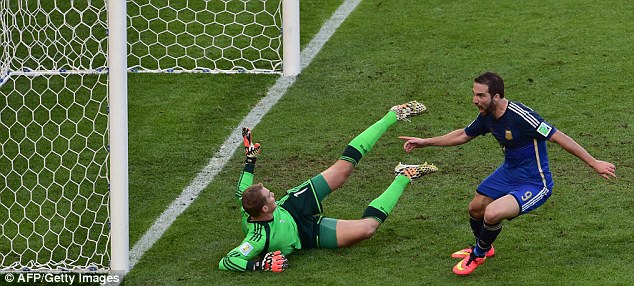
242;183;267;217
475;72;505;98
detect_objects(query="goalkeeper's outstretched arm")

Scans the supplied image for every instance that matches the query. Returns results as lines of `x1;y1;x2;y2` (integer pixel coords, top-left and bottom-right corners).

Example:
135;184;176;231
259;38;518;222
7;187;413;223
235;127;261;203
235;160;256;203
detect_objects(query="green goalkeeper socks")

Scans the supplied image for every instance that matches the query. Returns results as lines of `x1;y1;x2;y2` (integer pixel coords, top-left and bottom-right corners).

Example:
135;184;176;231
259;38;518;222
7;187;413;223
340;111;398;165
362;175;410;223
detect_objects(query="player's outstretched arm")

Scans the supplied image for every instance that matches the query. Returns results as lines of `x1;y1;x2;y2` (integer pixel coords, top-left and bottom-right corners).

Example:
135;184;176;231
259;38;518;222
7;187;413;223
399;129;473;153
236;127;262;201
549;130;617;179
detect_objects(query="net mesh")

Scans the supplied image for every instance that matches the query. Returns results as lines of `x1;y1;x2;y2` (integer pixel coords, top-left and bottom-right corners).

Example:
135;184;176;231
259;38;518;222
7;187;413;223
128;0;283;74
0;0;110;272
0;0;284;272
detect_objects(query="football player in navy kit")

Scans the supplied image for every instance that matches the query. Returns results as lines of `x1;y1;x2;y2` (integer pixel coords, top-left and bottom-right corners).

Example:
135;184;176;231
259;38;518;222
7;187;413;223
399;72;616;275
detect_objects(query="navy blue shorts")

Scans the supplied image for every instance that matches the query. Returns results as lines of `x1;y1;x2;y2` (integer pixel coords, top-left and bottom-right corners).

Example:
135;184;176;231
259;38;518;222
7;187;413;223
477;168;552;215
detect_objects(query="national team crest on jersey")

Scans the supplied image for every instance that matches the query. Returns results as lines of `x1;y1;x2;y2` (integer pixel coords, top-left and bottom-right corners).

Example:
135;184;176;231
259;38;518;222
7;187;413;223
505;129;513;140
239;242;254;256
537;122;553;137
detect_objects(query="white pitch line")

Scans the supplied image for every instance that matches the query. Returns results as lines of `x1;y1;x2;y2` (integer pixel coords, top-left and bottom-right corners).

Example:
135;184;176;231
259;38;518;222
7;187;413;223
125;0;363;275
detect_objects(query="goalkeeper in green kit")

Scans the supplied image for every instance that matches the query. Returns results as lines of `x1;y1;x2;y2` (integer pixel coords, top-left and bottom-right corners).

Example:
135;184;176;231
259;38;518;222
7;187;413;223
219;101;438;272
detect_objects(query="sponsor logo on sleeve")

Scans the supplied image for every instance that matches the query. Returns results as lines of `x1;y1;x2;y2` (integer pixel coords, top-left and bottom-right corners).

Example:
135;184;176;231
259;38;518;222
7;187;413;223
239;242;254;256
537;122;553;137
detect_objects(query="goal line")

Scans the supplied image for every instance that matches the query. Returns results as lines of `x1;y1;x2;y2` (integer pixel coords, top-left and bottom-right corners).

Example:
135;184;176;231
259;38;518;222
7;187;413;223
126;0;363;275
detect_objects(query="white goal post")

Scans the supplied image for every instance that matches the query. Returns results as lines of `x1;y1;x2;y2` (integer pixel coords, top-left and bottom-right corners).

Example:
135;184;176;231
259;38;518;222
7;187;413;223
0;0;299;275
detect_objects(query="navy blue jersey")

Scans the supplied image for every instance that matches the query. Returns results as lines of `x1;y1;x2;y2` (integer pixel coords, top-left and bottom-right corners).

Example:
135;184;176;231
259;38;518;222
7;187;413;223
465;101;557;197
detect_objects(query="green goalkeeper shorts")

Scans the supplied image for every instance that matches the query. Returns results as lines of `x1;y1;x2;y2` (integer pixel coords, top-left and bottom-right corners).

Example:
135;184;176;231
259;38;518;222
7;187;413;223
279;174;340;249
316;217;338;249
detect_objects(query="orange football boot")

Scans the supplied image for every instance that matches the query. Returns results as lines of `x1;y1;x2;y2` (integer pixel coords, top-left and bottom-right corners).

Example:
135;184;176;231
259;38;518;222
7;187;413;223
451;245;495;259
453;253;486;275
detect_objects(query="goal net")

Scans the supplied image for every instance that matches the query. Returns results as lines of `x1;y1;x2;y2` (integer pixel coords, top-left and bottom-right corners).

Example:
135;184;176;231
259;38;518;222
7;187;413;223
0;0;297;273
0;0;110;272
128;0;285;74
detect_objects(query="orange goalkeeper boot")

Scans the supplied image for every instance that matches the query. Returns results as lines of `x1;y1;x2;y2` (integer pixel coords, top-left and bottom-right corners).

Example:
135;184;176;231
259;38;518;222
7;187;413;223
451;245;495;259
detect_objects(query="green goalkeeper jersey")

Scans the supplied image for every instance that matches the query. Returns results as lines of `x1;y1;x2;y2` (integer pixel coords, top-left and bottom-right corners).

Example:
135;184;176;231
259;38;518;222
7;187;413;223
219;163;302;272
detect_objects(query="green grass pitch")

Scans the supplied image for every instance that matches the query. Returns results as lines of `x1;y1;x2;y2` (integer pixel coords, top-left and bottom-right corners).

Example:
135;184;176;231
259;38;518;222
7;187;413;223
124;1;632;285
2;0;631;285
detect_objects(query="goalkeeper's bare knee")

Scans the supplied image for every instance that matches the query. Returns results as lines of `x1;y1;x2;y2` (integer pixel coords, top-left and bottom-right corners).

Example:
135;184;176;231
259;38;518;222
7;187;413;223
359;218;380;240
337;219;380;248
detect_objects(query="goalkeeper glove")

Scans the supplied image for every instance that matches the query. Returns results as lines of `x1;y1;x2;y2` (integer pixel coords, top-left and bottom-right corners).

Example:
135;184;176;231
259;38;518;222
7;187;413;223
256;251;288;272
242;127;261;164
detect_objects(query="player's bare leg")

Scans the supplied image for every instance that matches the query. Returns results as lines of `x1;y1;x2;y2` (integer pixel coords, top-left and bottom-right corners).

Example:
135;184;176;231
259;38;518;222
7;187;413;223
452;193;497;260
454;195;518;275
334;218;381;248
321;160;355;191
336;163;438;247
468;193;494;219
483;195;520;223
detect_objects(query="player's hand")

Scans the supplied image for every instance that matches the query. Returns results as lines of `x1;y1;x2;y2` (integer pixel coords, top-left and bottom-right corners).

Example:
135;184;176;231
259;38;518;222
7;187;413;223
261;251;288;272
592;160;617;180
246;143;261;158
242;127;261;161
399;136;427;153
